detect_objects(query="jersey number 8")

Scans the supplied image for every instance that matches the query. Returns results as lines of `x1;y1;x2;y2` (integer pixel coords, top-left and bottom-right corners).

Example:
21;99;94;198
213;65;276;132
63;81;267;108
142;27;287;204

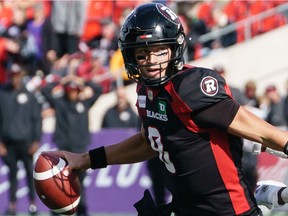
148;127;176;173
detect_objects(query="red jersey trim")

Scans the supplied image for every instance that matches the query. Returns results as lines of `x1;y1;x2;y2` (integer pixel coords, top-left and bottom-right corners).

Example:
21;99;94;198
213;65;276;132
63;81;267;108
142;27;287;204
164;82;200;133
209;130;251;215
224;83;233;97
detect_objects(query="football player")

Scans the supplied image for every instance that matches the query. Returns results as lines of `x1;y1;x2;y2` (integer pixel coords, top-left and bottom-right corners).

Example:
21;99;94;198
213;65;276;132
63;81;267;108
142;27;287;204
44;3;288;215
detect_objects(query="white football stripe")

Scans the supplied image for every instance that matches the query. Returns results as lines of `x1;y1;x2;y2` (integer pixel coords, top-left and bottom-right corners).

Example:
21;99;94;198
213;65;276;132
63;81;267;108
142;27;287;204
33;158;67;180
52;196;81;214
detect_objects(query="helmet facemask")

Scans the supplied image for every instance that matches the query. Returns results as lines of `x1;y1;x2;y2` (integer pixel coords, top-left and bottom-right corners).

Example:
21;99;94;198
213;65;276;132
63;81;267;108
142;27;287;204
123;34;185;87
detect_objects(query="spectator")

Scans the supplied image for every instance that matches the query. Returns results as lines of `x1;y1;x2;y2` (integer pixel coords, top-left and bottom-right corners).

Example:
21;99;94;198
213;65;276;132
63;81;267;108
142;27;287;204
41;74;102;216
0;63;42;216
51;1;87;58
244;80;260;108
213;65;248;105
86;19;119;66
265;84;287;129
0;37;8;85
77;49;112;94
49;54;70;78
186;16;211;61
26;2;57;76
3;7;37;76
212;8;237;48
101;86;139;128
0;1;13;35
109;48;134;87
243;79;268;119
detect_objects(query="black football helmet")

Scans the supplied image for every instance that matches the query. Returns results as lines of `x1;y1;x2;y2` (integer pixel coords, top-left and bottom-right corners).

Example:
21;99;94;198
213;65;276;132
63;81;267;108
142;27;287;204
118;3;185;87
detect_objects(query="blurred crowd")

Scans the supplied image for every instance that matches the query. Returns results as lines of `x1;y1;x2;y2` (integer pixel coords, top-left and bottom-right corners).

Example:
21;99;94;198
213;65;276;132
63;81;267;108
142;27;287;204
0;0;287;134
0;1;288;215
0;0;287;92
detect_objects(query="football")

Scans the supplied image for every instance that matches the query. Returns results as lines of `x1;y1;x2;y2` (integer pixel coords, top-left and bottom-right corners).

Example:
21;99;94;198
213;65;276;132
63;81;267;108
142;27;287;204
33;154;81;215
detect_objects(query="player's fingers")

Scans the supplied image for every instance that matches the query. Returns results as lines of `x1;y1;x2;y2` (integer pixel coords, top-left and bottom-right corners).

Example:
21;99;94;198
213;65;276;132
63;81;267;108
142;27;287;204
62;166;71;177
41;151;75;175
41;150;66;159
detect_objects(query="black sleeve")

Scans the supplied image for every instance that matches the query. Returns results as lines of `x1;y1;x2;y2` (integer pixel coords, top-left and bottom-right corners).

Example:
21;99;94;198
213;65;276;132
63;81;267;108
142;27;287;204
192;97;240;130
30;93;42;142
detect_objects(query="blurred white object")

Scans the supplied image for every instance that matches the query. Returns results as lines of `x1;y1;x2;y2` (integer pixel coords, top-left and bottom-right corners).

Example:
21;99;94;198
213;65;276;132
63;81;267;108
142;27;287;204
243;140;287;159
255;180;287;209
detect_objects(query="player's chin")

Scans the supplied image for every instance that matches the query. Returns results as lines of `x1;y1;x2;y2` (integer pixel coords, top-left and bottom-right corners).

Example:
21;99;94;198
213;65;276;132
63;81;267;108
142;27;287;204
143;71;162;79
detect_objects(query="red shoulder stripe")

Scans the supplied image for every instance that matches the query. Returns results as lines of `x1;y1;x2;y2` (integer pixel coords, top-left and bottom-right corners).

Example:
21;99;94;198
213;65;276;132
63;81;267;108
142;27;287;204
164;82;200;133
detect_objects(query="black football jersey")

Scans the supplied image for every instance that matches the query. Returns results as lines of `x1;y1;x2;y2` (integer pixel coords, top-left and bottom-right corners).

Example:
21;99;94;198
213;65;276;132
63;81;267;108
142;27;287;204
136;66;259;215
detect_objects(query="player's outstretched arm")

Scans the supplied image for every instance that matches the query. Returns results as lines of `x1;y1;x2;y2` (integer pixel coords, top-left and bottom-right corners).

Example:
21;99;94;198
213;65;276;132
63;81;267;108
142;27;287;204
228;106;288;152
105;129;156;165
43;127;156;173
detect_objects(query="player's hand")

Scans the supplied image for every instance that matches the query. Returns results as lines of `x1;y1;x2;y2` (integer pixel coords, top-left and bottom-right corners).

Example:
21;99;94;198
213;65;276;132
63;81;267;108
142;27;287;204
255;180;287;209
41;151;91;175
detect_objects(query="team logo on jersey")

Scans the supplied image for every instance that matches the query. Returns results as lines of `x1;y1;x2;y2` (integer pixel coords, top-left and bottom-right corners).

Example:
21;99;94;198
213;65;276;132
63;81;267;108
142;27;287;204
147;110;168;121
148;90;153;100
158;100;166;115
138;95;146;108
200;76;218;96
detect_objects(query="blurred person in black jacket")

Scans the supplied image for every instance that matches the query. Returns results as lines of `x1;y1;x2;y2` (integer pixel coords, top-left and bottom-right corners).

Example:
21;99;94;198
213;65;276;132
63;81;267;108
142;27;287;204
2;7;37;77
101;86;139;128
265;85;287;129
0;63;42;216
41;74;102;216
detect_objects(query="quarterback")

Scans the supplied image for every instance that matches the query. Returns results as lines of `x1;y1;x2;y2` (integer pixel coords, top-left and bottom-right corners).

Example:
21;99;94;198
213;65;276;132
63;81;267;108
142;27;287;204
45;3;288;216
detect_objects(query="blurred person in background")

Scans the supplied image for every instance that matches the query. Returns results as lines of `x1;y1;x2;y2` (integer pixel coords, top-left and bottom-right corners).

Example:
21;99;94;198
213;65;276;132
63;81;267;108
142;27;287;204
109;48;133;86
0;63;42;216
244;80;260;108
77;49;112;94
2;7;37;77
0;36;8;85
265;84;287;129
213;65;248;105
0;1;13;84
211;8;237;49
243;80;268;120
101;85;139;129
26;2;57;76
51;1;87;58
86;19;119;66
41;74;102;216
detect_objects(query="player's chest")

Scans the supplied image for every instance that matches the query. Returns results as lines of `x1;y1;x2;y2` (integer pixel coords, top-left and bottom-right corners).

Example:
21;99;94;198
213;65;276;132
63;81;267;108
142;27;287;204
137;89;183;130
